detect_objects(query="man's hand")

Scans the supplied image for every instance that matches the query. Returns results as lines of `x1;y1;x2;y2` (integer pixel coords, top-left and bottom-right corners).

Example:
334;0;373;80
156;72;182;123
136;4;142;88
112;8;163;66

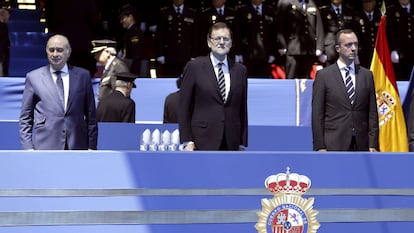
184;143;195;151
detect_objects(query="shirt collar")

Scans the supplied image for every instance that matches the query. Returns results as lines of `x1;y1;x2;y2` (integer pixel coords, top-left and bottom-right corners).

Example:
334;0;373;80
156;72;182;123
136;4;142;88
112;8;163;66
337;60;354;71
210;53;228;68
402;3;411;10
50;64;69;75
331;4;342;11
252;4;262;10
174;4;183;11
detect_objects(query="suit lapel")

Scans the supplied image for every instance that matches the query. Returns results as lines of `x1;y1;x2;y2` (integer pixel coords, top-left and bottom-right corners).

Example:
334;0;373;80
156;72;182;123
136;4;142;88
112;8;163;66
44;66;65;111
354;65;362;104
66;66;77;112
227;60;237;103
202;57;225;102
333;64;352;105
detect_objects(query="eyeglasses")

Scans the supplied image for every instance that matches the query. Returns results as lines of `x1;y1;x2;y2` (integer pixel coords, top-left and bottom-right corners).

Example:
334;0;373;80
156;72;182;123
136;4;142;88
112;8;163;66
48;47;65;53
209;36;231;43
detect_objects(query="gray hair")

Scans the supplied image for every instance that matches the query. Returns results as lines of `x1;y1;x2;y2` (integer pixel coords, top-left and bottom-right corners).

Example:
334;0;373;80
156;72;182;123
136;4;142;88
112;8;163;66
114;80;129;88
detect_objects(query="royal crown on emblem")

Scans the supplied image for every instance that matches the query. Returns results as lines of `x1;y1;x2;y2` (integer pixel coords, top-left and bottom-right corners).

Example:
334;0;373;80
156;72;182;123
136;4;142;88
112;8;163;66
264;167;311;195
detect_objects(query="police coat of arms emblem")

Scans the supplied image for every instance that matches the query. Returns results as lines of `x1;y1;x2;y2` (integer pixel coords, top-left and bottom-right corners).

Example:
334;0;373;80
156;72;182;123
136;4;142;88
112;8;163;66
256;167;320;233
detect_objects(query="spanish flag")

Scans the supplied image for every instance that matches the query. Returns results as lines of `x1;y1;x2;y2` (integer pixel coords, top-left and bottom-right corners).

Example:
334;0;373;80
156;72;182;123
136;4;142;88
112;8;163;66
370;16;408;152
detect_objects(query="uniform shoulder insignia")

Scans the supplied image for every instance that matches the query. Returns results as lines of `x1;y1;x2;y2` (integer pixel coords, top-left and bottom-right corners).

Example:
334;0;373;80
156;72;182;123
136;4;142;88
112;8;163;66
319;5;329;10
130;36;140;44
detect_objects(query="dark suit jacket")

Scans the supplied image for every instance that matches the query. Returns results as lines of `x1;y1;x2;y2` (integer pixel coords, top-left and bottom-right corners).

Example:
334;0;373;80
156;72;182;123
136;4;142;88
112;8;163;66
19;65;98;150
98;57;130;101
163;91;179;123
97;90;135;123
179;56;248;150
312;63;379;151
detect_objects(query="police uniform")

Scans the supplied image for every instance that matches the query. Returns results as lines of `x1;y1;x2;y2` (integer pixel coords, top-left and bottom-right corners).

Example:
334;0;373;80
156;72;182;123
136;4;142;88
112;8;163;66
353;8;381;68
319;3;356;65
156;5;198;77
276;0;324;78
119;6;145;76
237;3;277;77
91;40;130;101
198;5;240;56
386;3;414;81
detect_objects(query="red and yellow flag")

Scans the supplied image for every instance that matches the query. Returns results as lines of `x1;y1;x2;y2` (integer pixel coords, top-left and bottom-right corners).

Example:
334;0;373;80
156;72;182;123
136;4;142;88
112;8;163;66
370;16;408;152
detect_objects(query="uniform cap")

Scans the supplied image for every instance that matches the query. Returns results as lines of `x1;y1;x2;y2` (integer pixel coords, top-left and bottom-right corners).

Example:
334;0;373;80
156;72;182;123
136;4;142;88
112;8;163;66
91;39;116;53
115;72;137;88
119;4;137;18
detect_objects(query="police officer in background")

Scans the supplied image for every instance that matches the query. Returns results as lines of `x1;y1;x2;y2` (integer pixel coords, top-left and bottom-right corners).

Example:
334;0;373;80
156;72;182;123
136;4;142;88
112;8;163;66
237;0;277;78
276;0;325;79
386;0;414;81
198;0;240;56
119;4;146;77
91;39;130;102
156;0;198;78
353;0;381;68
319;0;356;65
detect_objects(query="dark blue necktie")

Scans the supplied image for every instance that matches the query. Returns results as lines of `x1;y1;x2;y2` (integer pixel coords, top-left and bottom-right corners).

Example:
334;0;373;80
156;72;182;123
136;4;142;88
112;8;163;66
55;71;64;107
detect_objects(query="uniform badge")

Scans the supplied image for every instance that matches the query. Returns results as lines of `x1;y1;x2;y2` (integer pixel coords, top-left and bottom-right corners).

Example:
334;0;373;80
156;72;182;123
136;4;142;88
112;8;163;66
256;167;320;233
248;13;252;20
327;14;332;20
184;17;194;23
292;5;297;11
130;36;139;44
168;15;173;21
212;15;217;22
360;19;364;26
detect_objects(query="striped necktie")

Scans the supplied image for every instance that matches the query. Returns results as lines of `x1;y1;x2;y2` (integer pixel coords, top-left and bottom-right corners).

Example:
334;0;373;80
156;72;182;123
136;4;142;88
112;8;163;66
345;66;355;104
217;62;226;101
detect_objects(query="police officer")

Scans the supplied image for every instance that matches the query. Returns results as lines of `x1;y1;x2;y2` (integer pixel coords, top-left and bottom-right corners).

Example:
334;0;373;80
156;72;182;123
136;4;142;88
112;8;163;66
353;0;381;68
156;0;198;77
119;4;146;77
276;0;325;79
319;0;356;65
237;0;277;78
198;0;240;56
386;0;414;81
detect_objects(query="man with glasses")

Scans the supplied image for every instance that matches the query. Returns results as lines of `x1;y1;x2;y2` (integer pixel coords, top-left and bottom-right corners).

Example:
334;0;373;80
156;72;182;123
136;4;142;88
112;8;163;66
179;22;248;151
19;34;98;150
312;29;378;152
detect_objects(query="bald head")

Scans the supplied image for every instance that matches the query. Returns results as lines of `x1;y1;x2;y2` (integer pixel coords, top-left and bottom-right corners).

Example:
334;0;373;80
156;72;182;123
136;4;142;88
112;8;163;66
46;35;72;71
